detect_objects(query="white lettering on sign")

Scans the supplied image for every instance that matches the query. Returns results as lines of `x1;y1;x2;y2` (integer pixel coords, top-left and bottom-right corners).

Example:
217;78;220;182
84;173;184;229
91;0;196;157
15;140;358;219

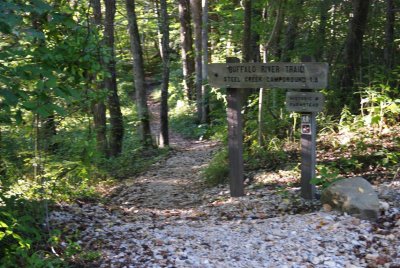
286;92;325;113
301;115;311;123
207;62;328;89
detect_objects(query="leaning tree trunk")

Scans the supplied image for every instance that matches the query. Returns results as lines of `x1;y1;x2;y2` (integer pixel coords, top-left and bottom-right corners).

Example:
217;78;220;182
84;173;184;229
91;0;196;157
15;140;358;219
178;0;195;101
259;0;285;146
104;0;124;157
190;0;203;123
263;0;285;62
125;0;152;146
337;0;370;113
158;0;170;147
90;0;108;157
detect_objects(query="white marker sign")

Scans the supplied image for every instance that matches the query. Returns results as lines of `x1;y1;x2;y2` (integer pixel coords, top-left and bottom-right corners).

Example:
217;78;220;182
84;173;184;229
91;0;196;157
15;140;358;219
285;91;325;113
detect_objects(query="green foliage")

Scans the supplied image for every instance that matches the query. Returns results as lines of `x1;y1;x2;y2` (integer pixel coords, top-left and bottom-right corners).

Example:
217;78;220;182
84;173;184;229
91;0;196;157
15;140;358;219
202;149;229;186
310;165;342;189
245;140;289;171
360;80;400;131
0;0;399;265
0;196;64;267
101;144;169;180
169;100;206;139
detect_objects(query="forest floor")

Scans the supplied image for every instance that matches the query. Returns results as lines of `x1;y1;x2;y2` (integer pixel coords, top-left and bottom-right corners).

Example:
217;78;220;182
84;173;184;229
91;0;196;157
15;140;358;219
50;92;400;267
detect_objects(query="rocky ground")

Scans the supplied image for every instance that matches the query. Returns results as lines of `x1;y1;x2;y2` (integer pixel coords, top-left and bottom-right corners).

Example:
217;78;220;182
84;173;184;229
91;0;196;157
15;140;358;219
49;95;400;268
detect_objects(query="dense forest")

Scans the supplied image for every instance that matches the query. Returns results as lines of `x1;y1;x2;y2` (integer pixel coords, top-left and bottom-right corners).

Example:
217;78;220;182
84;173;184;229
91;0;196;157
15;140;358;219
0;0;399;266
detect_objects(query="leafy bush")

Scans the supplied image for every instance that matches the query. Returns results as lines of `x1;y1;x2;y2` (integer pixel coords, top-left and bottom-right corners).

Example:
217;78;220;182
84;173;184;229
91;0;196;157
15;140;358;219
311;165;342;189
0;196;63;267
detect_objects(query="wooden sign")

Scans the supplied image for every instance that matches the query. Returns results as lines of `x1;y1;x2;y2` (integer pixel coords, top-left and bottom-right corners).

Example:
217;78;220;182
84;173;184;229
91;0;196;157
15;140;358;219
208;62;328;89
286;92;325;113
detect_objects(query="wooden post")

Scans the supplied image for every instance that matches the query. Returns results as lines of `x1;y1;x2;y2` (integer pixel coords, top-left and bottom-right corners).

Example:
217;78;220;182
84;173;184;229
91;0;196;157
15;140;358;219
300;112;316;199
226;57;244;197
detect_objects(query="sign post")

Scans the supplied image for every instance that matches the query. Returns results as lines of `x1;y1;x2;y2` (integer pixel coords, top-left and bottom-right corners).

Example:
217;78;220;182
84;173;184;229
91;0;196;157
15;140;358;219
207;62;328;198
226;57;244;197
285;91;324;199
300;113;317;199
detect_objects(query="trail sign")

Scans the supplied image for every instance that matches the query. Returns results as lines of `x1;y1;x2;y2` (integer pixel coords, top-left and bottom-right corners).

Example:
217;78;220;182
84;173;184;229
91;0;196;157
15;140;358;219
286;92;325;113
207;62;328;89
208;58;328;199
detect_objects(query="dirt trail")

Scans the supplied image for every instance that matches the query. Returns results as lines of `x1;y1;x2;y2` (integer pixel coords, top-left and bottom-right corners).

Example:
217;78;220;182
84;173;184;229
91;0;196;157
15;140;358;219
109;87;219;211
110;138;218;210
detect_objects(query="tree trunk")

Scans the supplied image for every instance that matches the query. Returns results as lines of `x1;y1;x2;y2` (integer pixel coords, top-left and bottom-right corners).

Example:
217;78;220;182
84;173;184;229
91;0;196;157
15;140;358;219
315;0;329;61
190;0;203;122
384;0;395;70
201;0;209;123
263;1;285;62
251;7;262;63
90;0;108;157
281;0;304;62
125;0;152;146
178;0;195;101
158;0;170;147
242;0;252;62
337;0;370;112
104;0;124;157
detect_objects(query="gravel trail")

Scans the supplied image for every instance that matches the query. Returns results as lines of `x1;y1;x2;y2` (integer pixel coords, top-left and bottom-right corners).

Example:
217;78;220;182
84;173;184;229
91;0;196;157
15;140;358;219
50;92;400;267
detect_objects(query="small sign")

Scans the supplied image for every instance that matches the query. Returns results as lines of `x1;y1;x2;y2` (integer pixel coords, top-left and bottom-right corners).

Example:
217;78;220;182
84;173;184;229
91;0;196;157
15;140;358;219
207;62;328;89
301;114;311;123
301;123;312;135
286;92;325;113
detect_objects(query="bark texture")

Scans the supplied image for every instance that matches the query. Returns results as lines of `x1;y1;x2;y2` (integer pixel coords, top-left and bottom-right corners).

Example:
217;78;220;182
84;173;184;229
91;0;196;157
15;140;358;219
384;0;395;70
264;1;285;61
125;0;152;146
178;0;195;101
104;0;124;156
159;0;170;147
242;0;252;62
190;0;203;122
337;0;370;112
281;0;304;62
90;0;108;157
201;0;209;123
315;0;329;61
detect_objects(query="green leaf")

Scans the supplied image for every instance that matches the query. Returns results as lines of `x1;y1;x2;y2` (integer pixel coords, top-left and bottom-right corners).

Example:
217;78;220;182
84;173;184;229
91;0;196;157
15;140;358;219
0;89;18;106
0;221;8;228
15;109;23;124
0;21;12;34
46;76;57;88
22;101;37;110
37;106;51;117
54;87;69;99
49;103;67;116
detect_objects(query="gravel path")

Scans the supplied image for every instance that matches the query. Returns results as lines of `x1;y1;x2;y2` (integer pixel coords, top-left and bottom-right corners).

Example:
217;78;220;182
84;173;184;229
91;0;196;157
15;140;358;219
50;93;400;267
